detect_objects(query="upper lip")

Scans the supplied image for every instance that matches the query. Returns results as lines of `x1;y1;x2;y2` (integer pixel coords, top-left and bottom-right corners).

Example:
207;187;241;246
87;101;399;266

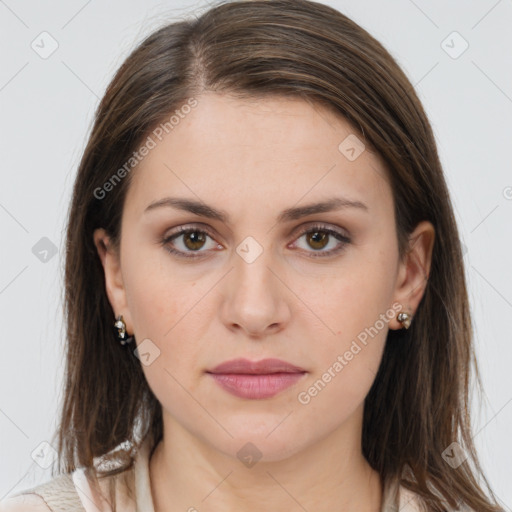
207;358;306;375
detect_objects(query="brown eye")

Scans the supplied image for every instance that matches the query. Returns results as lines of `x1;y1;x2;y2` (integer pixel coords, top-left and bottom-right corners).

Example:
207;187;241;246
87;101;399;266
162;226;222;259
183;231;207;250
306;231;329;250
292;224;351;258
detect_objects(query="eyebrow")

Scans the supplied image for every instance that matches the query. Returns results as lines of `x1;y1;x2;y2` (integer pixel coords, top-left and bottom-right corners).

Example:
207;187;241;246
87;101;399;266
144;196;368;223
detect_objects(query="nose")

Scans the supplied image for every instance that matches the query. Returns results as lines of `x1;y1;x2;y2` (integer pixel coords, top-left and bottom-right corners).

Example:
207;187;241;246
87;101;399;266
220;248;291;338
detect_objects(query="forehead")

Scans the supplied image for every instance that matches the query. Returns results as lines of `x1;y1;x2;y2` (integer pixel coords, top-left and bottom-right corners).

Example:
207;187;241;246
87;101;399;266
125;92;391;218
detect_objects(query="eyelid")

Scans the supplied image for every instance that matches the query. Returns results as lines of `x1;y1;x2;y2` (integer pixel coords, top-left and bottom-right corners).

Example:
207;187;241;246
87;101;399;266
290;221;350;240
164;223;218;241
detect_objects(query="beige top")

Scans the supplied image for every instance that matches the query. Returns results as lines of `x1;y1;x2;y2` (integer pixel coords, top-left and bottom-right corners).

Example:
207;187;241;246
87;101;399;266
2;434;428;512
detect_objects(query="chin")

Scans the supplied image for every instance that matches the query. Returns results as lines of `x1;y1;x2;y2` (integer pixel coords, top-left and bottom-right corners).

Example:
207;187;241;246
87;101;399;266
203;428;310;465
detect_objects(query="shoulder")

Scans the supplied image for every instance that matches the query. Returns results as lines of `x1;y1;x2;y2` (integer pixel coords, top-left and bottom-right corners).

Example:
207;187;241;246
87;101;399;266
0;469;128;512
0;493;51;511
0;473;77;511
1;436;153;512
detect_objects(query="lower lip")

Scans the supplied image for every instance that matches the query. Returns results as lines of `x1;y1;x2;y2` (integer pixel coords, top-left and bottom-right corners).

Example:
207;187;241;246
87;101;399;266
207;372;306;399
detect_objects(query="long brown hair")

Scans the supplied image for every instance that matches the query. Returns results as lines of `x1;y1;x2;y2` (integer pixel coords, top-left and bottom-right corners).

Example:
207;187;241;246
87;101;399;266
54;1;504;510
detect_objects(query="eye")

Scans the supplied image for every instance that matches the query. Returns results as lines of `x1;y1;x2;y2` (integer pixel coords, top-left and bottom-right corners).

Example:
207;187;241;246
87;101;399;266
290;224;351;258
161;223;351;260
162;226;222;259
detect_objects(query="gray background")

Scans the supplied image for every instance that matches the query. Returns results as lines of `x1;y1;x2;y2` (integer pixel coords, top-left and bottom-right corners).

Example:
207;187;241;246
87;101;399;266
0;0;511;508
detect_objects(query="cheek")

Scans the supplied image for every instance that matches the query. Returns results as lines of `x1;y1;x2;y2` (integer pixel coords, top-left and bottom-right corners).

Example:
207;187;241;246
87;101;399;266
298;245;397;337
122;256;202;411
124;264;170;337
293;244;396;409
121;236;189;336
296;320;388;424
120;240;214;386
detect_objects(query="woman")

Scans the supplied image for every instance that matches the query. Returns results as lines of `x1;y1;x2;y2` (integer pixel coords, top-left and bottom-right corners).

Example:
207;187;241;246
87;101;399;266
1;0;504;511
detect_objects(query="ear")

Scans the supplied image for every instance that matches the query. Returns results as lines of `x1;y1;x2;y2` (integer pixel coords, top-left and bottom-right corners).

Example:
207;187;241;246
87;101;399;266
389;220;435;330
93;228;133;335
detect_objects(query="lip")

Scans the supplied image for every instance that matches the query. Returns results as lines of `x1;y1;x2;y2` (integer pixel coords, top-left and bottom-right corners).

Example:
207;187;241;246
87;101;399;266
206;358;307;399
208;357;306;375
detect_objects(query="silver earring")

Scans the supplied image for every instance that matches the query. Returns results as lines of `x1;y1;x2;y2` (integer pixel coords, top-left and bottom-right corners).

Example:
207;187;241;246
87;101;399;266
397;311;412;329
114;315;134;345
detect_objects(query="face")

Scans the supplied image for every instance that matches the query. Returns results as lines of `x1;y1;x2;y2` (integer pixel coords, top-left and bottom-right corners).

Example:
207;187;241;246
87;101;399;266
94;92;433;462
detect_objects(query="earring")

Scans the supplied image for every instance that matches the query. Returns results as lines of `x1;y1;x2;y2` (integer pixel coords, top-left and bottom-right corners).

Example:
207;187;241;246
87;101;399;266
397;311;412;329
114;315;134;345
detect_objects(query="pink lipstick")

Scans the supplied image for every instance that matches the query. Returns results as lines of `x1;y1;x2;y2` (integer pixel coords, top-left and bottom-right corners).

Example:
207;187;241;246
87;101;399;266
206;358;307;399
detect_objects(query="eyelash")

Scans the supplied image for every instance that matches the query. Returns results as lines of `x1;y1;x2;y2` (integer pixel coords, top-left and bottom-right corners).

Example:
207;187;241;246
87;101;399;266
161;223;351;260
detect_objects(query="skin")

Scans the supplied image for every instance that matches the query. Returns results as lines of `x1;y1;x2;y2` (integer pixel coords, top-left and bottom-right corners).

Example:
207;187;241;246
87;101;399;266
93;93;435;512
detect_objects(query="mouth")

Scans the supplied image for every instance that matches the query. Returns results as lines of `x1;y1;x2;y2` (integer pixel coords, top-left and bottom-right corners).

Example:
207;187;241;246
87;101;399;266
207;357;306;375
206;358;307;399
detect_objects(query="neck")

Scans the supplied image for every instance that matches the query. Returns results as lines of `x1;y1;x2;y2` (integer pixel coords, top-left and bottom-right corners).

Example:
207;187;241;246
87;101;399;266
148;408;383;512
